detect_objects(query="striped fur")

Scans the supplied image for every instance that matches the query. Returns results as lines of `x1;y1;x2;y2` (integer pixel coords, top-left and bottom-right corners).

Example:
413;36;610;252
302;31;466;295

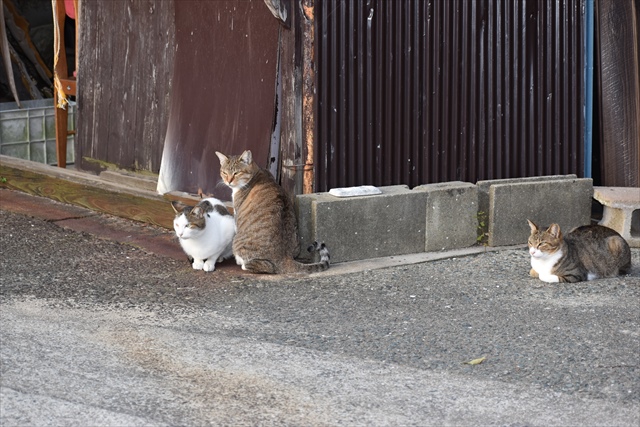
215;150;330;274
527;220;631;283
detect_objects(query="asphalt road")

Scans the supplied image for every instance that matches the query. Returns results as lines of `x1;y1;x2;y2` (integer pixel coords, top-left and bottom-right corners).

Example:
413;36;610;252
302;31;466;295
1;193;639;426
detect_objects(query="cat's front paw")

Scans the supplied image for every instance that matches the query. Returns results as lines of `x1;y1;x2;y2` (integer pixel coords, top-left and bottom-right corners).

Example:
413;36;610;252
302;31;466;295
192;259;205;270
529;268;539;278
203;260;216;272
538;273;560;283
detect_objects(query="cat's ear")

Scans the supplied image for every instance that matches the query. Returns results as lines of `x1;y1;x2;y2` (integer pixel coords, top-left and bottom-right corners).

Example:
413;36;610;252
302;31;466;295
171;201;188;214
191;205;204;218
547;223;562;239
215;151;228;165
240;150;253;165
527;219;539;233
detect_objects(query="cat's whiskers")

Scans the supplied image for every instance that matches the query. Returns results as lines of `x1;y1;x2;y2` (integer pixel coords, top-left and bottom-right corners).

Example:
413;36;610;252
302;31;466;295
215;179;229;189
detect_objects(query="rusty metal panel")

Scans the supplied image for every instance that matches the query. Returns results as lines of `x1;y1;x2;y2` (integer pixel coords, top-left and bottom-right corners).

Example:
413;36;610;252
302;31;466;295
158;0;279;199
77;0;175;173
315;0;585;191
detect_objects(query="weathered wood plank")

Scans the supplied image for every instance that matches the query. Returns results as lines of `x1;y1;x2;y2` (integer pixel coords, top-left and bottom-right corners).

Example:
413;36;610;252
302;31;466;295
77;0;175;174
0;155;174;229
279;1;303;198
596;0;640;187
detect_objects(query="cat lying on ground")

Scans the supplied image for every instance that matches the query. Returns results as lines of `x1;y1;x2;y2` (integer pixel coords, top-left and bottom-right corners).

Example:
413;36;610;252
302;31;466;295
527;220;631;283
171;198;235;272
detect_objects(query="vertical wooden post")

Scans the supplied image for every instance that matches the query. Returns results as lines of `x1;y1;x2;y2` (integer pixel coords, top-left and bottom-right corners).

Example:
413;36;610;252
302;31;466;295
278;0;301;198
301;0;316;194
53;0;69;168
596;0;640;187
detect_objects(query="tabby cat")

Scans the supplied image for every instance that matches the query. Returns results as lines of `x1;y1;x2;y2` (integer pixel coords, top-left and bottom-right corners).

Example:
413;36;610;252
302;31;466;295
171;198;235;272
527;220;631;283
215;150;330;274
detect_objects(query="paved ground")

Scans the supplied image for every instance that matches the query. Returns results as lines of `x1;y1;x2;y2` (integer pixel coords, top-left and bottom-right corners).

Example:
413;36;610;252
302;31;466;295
1;188;639;426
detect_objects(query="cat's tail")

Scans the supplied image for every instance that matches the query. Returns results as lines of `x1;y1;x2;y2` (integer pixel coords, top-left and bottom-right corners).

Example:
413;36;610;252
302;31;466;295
289;241;330;273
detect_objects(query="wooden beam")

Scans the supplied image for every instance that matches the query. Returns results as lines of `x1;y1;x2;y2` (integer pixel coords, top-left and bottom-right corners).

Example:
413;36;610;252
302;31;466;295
0;155;175;229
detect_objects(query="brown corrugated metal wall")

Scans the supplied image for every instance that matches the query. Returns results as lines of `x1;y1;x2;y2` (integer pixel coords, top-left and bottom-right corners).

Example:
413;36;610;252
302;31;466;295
315;0;585;191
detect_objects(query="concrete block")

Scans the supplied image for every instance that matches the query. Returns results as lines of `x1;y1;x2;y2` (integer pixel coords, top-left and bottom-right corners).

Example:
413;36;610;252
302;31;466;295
413;181;478;251
477;175;577;220
486;177;592;246
296;186;428;263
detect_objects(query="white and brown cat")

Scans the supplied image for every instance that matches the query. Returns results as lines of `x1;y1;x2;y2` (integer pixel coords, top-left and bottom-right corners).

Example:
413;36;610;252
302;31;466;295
171;198;235;272
215;150;329;274
527;220;631;283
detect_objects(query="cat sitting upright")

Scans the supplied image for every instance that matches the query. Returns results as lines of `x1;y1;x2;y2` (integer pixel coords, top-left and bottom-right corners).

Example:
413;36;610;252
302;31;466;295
527;220;631;283
171;198;235;272
215;149;330;274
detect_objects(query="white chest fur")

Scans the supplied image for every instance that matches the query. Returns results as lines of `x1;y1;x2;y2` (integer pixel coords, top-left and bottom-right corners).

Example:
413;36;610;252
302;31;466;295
530;249;563;283
174;200;235;272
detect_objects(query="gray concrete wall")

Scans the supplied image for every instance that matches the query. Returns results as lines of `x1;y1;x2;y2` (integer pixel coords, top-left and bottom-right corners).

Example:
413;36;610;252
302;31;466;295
476;175;577;223
297;176;593;263
414;182;478;251
297;183;478;263
297;186;428;263
486;178;593;246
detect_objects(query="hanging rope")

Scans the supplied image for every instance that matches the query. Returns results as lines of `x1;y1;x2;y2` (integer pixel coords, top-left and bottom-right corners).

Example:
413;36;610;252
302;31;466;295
52;0;68;109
